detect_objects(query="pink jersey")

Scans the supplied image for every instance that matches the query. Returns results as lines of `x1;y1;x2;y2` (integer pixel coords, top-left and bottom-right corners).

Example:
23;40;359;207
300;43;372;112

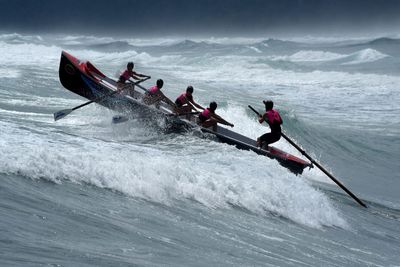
176;93;193;105
264;109;282;125
148;85;160;95
120;70;132;80
199;108;211;122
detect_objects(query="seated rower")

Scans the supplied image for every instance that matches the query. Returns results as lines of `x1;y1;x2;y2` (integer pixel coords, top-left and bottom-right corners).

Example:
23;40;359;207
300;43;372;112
198;101;234;131
143;79;177;111
175;86;205;116
256;100;282;149
117;62;150;97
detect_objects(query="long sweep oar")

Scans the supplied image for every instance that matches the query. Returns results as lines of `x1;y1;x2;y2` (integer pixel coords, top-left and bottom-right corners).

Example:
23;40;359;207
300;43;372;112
54;77;150;121
131;81;149;94
248;105;367;208
167;111;200;117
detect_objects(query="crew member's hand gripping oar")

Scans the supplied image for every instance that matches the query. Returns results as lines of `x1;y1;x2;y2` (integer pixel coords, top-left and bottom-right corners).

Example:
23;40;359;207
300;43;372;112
248;105;367;208
53;77;150;121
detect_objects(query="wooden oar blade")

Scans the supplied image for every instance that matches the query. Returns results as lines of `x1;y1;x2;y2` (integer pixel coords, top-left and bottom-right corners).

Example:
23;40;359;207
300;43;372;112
53;109;72;121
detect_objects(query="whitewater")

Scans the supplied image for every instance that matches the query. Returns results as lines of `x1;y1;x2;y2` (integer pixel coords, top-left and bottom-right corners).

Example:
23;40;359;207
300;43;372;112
1;33;399;266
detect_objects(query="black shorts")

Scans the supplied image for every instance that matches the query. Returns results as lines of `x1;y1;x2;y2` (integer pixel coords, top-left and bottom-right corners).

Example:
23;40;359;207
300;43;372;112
175;99;183;107
118;76;126;83
259;132;281;145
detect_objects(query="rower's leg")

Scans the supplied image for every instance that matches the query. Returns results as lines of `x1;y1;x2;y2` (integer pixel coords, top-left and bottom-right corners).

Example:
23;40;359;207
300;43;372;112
128;84;135;97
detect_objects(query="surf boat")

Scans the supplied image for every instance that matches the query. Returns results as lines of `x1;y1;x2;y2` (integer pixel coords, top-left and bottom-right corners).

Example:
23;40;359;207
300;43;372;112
58;51;312;174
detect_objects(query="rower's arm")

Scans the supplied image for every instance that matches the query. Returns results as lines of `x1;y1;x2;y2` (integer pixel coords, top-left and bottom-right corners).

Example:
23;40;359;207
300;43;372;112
130;74;141;80
160;92;178;110
132;71;151;79
212;113;234;127
191;100;205;110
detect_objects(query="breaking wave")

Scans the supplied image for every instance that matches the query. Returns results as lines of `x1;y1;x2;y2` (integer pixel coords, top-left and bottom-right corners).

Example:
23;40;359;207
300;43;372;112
273;48;388;65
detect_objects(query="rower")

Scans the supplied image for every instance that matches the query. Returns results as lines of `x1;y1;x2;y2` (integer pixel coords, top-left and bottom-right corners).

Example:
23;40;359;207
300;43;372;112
198;101;234;131
117;62;150;97
175;86;205;117
143;79;177;111
256;100;282;149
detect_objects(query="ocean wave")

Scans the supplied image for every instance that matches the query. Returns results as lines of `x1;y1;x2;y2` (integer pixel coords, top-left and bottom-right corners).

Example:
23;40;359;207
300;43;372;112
0;120;348;229
54;35;116;45
342;48;388;65
363;37;400;47
0;32;43;44
275;50;346;62
0;67;20;78
271;48;388;64
0;42;61;66
246;46;262;53
85;41;136;52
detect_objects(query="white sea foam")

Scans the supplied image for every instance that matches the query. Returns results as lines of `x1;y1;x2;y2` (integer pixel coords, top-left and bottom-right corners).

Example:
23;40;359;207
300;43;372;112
342;48;388;65
0;32;43;43
246;46;262;53
0;67;20;78
0;42;61;66
276;50;346;62
0;120;348;229
272;48;388;64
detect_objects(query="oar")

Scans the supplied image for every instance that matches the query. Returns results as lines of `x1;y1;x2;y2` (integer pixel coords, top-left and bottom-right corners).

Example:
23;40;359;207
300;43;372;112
130;80;149;94
248;105;367;208
167;111;200;117
54;77;150;121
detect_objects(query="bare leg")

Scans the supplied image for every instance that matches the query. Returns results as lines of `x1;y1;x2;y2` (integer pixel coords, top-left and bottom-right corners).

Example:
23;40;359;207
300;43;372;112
177;105;191;114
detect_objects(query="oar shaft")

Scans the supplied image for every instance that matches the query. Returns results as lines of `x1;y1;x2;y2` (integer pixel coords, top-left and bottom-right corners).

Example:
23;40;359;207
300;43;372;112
130;81;149;93
71;94;109;111
281;133;367;208
167;111;200;116
248;105;367;208
81;77;149;106
86;77;149;106
54;77;150;121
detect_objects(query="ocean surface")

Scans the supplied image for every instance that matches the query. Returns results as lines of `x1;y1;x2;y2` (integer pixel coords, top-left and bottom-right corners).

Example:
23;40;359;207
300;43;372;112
1;32;399;266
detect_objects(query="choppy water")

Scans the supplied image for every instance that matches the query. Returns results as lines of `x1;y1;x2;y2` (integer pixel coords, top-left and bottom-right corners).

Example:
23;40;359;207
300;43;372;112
1;33;399;266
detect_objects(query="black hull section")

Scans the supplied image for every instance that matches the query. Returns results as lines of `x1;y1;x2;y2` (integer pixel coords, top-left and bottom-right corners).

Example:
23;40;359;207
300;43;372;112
59;52;102;101
202;127;309;175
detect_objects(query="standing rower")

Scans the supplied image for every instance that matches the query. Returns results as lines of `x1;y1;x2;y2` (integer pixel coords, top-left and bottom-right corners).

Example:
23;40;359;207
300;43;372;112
257;100;282;149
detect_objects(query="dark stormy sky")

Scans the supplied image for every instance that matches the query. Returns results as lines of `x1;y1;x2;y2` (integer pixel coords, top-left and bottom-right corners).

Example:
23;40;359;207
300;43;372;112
1;0;400;37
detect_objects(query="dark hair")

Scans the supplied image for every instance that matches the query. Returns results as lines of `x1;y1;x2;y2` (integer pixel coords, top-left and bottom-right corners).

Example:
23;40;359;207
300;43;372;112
263;100;273;110
157;79;164;88
186;86;194;93
127;62;134;69
209;101;217;111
